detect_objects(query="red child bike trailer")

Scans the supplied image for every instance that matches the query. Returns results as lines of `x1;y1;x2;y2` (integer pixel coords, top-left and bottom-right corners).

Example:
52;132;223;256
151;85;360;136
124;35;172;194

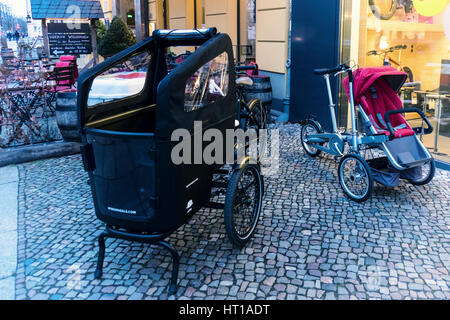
301;65;434;202
77;29;264;294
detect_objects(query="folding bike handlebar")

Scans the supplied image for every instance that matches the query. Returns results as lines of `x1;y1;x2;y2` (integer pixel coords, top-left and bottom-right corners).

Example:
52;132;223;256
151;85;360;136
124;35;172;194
314;64;353;82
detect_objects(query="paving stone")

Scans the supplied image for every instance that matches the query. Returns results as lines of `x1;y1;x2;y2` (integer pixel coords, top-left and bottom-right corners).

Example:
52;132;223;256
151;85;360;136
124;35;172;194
10;124;450;300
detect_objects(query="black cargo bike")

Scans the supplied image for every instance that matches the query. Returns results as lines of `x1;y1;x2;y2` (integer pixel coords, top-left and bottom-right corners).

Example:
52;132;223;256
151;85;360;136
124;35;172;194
77;28;265;294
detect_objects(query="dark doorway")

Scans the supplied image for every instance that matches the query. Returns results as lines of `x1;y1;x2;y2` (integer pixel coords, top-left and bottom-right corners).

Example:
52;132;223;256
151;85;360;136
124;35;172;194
289;0;342;131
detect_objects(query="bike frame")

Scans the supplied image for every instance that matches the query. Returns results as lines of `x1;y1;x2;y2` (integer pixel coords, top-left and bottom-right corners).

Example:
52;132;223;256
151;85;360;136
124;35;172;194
325;71;359;153
236;85;246;129
236;80;261;130
307;69;359;156
307;67;388;157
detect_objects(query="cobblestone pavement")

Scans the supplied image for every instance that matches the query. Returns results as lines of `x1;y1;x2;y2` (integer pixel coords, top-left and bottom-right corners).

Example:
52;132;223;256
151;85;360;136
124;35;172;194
14;124;450;300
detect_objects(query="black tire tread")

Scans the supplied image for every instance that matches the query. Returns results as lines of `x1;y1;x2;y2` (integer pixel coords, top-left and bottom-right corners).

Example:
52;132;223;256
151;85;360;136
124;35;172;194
409;159;435;186
338;153;374;202
301;120;322;157
224;164;262;248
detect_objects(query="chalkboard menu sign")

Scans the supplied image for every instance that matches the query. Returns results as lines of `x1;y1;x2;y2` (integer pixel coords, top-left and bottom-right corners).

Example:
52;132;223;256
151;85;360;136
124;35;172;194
48;23;92;56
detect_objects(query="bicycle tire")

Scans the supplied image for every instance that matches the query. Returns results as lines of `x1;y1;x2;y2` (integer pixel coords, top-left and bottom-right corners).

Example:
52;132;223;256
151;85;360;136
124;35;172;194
301;120;323;157
408;159;435;186
338;153;373;202
369;0;398;20
224;163;263;248
402;66;414;83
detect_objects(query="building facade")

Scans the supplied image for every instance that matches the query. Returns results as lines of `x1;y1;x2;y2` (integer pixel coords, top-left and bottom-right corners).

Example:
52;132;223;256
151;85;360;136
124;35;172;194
100;0;290;111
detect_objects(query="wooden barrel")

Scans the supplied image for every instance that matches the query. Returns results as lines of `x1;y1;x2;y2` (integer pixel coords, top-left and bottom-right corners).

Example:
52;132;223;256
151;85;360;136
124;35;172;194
56;89;81;142
244;75;273;113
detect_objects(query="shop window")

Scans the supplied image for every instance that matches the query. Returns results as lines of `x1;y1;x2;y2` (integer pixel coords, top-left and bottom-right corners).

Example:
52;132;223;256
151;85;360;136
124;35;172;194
184;52;229;112
88;51;151;108
244;0;257;63
340;0;450;163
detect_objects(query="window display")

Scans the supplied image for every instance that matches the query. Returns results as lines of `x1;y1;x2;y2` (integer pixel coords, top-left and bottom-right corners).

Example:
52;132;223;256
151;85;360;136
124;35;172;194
341;0;450;163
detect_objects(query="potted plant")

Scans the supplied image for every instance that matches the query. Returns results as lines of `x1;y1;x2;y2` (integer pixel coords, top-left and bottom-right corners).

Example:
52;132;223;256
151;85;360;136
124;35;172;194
98;16;136;59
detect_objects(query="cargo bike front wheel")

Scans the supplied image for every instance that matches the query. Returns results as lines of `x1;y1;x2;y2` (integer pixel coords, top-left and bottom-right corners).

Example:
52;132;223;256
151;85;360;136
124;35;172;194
224;163;263;248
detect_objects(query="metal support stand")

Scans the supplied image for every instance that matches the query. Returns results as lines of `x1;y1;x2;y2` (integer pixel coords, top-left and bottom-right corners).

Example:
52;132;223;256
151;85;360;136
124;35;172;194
94;226;180;295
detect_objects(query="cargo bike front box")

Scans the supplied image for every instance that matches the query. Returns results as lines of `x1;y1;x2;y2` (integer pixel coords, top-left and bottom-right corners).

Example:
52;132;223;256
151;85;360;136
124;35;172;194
77;29;264;294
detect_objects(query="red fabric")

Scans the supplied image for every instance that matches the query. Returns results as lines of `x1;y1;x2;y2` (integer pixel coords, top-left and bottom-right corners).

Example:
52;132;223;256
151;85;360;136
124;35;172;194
55;86;70;92
59;55;75;61
247;62;259;76
343;66;407;105
59;56;79;79
58;88;77;93
56;61;71;68
54;61;74;90
418;15;433;24
343;67;414;139
115;72;146;79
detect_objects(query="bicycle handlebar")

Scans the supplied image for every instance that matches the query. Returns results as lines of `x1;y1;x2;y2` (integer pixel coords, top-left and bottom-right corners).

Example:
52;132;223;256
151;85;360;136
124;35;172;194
314;64;350;75
367;45;408;56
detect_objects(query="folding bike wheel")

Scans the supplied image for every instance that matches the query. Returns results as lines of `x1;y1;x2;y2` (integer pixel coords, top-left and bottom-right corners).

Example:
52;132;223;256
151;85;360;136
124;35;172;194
224;163;263;248
301;120;323;157
338;153;374;202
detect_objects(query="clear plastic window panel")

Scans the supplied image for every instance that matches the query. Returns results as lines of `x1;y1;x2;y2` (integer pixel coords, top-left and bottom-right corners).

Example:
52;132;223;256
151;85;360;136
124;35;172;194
184;52;229;112
88;51;151;108
166;46;195;73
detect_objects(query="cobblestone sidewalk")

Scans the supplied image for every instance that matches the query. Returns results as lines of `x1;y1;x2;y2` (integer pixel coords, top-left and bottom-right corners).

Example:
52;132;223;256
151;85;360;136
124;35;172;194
13;124;450;300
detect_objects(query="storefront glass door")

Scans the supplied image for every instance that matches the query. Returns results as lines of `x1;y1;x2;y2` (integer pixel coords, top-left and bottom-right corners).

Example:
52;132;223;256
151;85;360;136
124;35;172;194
341;0;450;164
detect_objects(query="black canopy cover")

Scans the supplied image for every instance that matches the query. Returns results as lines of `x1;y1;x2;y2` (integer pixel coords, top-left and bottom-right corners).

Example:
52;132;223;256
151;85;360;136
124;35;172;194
77;28;236;138
77;29;237;233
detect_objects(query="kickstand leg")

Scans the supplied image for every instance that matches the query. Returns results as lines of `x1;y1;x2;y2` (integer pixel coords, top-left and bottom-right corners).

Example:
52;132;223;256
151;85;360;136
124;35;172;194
157;240;180;295
94;232;107;279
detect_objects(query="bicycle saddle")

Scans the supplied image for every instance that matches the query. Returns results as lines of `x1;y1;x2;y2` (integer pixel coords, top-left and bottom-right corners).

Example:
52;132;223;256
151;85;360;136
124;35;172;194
236;77;254;87
313;66;342;75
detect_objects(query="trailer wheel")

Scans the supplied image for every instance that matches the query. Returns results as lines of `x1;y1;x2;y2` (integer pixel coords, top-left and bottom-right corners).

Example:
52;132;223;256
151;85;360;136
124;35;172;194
224;163;263;248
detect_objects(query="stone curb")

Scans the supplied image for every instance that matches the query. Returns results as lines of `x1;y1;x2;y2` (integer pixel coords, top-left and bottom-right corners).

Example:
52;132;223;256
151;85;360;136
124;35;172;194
0;166;18;300
0;141;80;168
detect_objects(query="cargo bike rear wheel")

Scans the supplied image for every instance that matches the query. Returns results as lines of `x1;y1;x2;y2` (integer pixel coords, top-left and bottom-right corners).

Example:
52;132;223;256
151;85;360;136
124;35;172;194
224;162;263;248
